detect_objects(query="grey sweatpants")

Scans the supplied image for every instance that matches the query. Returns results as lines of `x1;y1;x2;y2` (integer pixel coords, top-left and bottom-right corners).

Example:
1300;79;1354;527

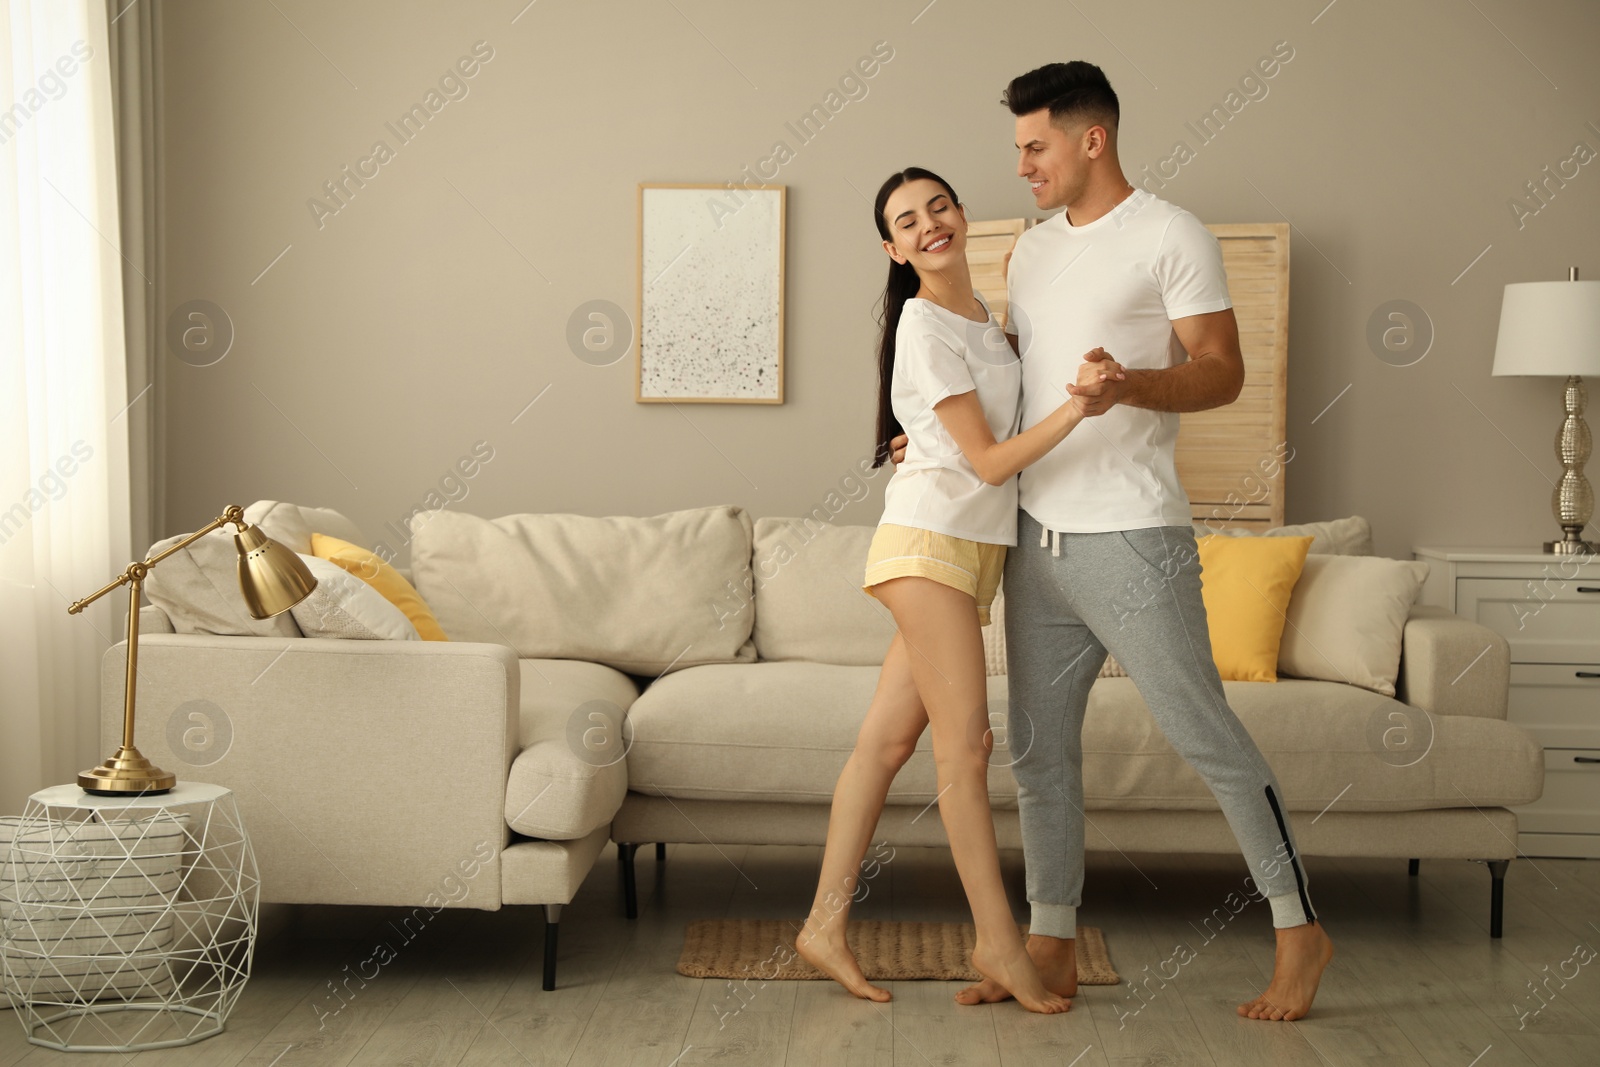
1003;508;1316;936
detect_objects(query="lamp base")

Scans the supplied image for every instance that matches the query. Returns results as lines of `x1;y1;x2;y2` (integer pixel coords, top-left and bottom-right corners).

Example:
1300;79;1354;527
1544;524;1599;556
78;746;176;796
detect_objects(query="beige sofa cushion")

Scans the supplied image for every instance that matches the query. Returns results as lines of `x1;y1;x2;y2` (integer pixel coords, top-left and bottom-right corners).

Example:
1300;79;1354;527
143;528;301;638
625;665;1543;813
245;500;369;554
751;519;892;665
1279;555;1429;696
1194;514;1374;556
410;506;757;674
505;659;638;840
626;661;1009;806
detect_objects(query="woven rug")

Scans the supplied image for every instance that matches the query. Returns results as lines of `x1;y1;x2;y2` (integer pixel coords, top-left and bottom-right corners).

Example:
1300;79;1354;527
677;920;1118;984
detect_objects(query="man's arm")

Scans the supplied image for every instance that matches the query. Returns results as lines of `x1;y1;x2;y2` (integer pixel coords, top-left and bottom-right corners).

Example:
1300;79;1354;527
1076;308;1245;414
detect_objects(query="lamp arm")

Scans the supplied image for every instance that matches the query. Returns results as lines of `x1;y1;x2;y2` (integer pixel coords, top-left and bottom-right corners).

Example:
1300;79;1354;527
67;505;246;615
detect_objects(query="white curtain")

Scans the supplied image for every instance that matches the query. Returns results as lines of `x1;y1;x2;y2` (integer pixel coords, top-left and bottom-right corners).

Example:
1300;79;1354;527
0;0;133;814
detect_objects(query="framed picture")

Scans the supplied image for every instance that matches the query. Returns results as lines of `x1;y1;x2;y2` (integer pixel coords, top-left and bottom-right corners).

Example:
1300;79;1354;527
636;183;785;404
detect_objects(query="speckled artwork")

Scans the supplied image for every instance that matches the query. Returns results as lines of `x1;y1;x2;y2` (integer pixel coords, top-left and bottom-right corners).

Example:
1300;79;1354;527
637;185;785;403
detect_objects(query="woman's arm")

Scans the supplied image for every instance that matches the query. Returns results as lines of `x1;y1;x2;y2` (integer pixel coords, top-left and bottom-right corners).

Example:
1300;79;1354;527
933;389;1084;487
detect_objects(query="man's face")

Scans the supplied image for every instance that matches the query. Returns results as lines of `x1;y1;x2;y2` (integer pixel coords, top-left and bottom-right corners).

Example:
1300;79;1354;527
1015;108;1095;212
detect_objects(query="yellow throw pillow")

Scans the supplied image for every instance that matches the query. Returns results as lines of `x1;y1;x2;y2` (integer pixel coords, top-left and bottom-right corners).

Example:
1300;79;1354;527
310;533;449;642
1196;534;1313;682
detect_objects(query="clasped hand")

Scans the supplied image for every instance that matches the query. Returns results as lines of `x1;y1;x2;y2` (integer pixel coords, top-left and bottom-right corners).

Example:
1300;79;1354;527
884;347;1127;465
1066;347;1126;416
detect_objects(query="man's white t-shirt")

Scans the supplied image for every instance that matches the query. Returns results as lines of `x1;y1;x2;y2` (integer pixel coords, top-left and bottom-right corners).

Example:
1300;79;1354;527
878;293;1022;546
1006;188;1232;533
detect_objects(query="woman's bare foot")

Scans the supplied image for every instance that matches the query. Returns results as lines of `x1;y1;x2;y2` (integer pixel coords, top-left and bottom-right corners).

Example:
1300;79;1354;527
1237;921;1334;1021
968;939;1071;1014
795;924;891;1002
956;935;1077;1006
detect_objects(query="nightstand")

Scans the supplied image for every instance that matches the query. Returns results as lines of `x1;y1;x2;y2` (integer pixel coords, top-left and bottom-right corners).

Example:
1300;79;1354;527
1413;546;1600;858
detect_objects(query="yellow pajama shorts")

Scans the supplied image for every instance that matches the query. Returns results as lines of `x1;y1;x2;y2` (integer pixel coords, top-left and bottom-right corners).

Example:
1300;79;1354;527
861;523;1008;626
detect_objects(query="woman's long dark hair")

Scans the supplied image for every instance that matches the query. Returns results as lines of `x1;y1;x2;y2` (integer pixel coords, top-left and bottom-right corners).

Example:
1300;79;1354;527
872;167;960;468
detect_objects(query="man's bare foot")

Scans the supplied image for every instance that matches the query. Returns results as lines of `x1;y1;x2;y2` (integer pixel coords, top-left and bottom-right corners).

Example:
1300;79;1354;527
956;934;1076;1006
1237;920;1334;1021
795;924;891;1002
967;939;1071;1014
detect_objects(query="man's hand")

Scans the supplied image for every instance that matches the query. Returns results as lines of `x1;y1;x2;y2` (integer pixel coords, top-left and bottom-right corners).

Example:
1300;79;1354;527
889;433;908;465
1066;348;1126;416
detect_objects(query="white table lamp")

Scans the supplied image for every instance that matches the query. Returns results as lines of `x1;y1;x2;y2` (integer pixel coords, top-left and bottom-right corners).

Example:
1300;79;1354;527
1492;268;1600;554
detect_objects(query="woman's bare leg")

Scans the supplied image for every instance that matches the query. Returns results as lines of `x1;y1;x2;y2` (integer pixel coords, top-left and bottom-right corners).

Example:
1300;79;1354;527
796;632;927;1001
875;576;1068;1014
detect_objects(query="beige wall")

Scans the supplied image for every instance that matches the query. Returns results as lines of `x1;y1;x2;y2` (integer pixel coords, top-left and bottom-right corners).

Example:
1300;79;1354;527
154;0;1600;562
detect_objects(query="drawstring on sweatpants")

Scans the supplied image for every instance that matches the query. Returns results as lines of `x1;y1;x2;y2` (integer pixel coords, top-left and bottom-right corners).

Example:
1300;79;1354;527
1039;525;1061;556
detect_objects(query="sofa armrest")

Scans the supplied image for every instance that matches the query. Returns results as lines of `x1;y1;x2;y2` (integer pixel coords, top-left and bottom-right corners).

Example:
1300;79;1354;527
101;634;519;910
1395;605;1509;720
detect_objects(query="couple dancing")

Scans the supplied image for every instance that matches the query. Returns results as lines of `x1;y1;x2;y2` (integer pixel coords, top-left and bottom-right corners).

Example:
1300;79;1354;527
791;61;1334;1021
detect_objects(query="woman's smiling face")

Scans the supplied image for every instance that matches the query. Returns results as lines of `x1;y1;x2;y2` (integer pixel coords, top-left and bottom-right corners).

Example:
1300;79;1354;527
881;178;967;274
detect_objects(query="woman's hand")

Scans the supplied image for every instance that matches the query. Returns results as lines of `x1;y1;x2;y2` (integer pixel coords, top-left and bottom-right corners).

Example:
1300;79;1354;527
890;433;908;465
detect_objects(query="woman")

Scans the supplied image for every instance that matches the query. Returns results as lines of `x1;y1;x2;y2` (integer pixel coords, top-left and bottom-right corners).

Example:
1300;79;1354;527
794;168;1106;1013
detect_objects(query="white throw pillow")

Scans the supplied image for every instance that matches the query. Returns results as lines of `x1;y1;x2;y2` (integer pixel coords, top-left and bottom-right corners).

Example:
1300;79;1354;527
291;555;419;641
143;529;301;638
244;500;369;555
1277;554;1429;696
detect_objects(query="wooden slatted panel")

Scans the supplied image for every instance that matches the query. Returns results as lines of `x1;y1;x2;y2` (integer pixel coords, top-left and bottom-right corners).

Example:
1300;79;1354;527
966;218;1031;328
1182;224;1289;530
965;219;1289;531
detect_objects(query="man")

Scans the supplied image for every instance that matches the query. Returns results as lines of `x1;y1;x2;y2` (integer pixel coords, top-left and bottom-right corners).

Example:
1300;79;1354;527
889;60;1332;1021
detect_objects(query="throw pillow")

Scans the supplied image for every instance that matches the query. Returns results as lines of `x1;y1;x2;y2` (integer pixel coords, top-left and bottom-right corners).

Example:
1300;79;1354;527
310;533;448;641
143;529;301;638
245;500;369;556
1196;534;1314;682
291;555;420;641
408;506;757;674
1278;554;1429;696
751;519;887;666
1192;515;1374;556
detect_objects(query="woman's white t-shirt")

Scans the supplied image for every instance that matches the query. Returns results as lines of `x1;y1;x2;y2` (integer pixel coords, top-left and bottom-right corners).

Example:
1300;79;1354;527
878;293;1022;546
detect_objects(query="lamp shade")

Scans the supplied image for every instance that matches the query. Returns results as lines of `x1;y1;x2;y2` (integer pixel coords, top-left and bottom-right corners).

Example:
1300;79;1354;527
1492;280;1600;377
234;524;317;618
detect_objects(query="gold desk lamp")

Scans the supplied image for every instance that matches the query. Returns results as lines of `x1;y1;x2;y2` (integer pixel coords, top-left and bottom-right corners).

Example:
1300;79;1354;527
67;504;318;796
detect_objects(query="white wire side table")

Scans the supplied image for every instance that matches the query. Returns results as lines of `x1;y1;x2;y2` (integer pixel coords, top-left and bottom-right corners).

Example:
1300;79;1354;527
0;782;260;1052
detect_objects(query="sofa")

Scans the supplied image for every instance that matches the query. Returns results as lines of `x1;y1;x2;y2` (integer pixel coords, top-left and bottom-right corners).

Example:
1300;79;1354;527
102;502;1544;990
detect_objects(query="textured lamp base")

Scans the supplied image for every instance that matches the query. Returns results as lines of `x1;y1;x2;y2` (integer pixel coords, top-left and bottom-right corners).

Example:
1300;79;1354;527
77;746;176;797
1547;376;1597;555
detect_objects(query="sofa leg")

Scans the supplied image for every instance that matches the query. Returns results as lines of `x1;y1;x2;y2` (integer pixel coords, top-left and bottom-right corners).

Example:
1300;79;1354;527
542;904;562;991
1408;859;1419;876
620;843;641;919
1487;860;1509;939
656;842;667;863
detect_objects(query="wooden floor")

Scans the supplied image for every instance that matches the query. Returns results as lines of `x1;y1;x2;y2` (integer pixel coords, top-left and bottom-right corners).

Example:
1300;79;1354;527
3;844;1598;1066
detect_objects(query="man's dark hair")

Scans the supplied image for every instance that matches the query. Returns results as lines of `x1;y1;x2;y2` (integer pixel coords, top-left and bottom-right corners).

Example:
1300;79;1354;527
1002;61;1119;134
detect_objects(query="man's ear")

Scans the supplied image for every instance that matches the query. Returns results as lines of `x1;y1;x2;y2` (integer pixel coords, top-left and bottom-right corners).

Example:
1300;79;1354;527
1085;123;1110;159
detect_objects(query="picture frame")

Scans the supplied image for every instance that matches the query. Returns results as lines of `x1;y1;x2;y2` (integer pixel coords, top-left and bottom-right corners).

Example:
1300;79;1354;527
635;183;786;404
